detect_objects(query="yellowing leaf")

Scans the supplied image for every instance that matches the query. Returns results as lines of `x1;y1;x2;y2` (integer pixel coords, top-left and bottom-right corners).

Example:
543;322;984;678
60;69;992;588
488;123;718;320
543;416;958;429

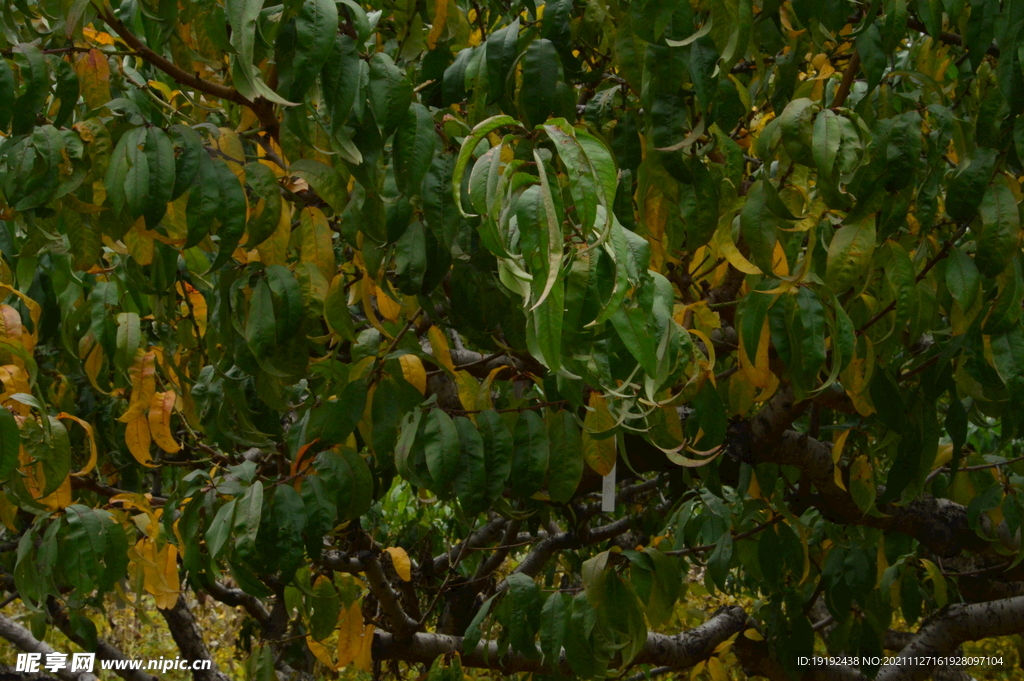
832;428;851;492
257;204;292;267
300;207;337;282
125;414;155;467
60;412;98;477
583;393;616;476
398;355;427;395
384;546;412;581
73;49;111;109
354;624;375;672
738;316;771;389
307;636;338;671
148;391;181;453
426;0;449;49
713;219;761;275
119;350;157;422
428;326;455;372
454;371;480;412
215;128;246;180
743;628;764;641
376;286;401;322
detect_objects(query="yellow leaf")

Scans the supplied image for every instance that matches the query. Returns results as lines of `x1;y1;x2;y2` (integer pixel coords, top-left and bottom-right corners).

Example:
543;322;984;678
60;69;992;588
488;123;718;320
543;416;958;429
832;428;851;491
713;219;761;275
582;393;616;476
124;219;155;265
0;494;17;531
257;134;288;178
215;128;246;180
644;188;669;271
359;275;391;339
257;203;292;267
125;415;155;467
354;624;375;672
38;475;72;511
376;285;401;322
336;600;364;668
59;412;98;477
148;391;181;453
384;546;412;581
743;628;764;641
307;636;338;671
428;326;455;372
118;350;157;422
454;371;480;412
300;207;337;282
133;539;180;610
738;316;771;389
476;365;512;410
398;355;427;395
426;0;449;49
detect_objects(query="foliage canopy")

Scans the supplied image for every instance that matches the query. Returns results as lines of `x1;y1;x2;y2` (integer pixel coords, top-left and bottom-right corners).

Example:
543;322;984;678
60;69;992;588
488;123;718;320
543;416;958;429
1;0;1024;680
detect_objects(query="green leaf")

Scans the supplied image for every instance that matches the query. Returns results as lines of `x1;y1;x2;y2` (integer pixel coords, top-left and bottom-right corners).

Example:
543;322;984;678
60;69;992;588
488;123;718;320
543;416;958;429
233;481;264;559
423;408;461;492
143;127;175;227
777;98;817;167
740;179;779;275
453;115;522;216
688;36;719;109
315;448;373;520
185;152;221;248
0;405;20;480
321;35;362;129
227;0;294;105
290;159;348;214
610;304;658;376
812;109;841;179
168;124;204;201
394;104;436;196
539;591;568;666
510;410;549;498
825;216;876;295
0;57;14;132
485;19;520;102
306;377;368;446
520;39;559;127
976;182;1020;278
291;0;338;101
945;147;998;222
244;162;283;248
209;159;248;271
453;416;488;515
207;499;237;559
246;279;277;360
856;23;886;92
368;53;413;135
547;410;583;504
477;409;513;502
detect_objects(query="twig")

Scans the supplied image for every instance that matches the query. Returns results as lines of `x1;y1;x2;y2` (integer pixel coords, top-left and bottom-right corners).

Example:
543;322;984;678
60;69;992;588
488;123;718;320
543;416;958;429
664;516;782;557
925;454;1024;484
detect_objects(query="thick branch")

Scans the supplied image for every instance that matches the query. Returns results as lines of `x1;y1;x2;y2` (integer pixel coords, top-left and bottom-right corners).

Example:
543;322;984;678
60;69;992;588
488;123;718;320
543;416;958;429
876;596;1024;681
372;606;748;674
158;597;230;681
0;614;97;681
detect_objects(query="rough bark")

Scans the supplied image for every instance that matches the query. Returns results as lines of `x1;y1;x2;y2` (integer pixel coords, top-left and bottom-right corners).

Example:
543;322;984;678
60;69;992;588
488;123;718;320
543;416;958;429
372;605;749;674
875;596;1024;681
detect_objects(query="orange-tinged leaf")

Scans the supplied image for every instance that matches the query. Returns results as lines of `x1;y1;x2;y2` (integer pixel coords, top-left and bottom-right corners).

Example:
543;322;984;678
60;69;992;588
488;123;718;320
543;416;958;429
428;326;454;372
384;546;412;581
582;393;616;476
300;207;336;282
73;49;111;109
148;391;180;453
0;285;40;344
398;355;427;395
125;415;155;466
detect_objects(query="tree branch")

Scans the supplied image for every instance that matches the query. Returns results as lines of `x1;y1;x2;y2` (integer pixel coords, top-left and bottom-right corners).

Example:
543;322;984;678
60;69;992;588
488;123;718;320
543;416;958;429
372;606;749;674
158;597;230;681
360;551;419;640
94;6;280;138
875;596;1024;681
0;614;98;681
